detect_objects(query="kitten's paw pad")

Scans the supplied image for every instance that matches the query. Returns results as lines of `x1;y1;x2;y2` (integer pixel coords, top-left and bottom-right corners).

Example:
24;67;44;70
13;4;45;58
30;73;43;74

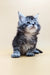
11;51;21;58
26;52;35;56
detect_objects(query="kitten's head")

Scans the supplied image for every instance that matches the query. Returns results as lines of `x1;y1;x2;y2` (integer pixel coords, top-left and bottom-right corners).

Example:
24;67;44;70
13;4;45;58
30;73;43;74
18;12;41;35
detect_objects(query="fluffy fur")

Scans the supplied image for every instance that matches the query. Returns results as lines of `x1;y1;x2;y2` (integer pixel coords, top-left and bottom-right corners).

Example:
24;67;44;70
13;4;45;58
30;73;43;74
11;12;43;58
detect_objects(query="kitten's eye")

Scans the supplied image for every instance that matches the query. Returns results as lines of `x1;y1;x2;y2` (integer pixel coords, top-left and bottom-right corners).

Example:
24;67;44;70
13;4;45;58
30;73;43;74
27;22;30;24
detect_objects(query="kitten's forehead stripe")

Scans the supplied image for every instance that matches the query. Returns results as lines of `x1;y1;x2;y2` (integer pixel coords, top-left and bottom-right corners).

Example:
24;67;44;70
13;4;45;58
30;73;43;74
26;16;34;20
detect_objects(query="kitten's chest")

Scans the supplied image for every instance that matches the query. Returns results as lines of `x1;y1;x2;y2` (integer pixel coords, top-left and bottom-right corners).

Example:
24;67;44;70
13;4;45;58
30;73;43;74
25;33;33;40
20;33;34;54
21;43;33;54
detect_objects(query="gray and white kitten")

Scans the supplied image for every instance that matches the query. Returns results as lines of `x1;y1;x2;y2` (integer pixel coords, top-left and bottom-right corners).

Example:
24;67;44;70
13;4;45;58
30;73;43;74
11;12;43;58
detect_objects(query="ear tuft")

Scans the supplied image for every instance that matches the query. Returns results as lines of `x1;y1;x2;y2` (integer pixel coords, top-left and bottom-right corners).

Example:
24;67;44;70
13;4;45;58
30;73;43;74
34;13;39;19
18;11;25;22
18;11;24;17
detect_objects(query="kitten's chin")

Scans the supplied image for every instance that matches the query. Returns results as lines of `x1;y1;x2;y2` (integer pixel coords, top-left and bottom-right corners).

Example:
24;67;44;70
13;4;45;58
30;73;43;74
25;29;39;36
26;28;37;34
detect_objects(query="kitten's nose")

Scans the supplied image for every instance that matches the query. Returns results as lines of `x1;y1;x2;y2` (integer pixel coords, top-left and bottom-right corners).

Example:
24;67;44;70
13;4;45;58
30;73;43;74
32;24;34;26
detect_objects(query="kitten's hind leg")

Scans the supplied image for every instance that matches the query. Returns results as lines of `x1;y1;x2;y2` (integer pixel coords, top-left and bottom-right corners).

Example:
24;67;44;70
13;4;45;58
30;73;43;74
26;49;35;56
33;48;43;54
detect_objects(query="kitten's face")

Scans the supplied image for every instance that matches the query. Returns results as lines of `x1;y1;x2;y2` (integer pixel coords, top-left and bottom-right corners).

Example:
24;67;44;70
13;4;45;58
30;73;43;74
18;12;40;35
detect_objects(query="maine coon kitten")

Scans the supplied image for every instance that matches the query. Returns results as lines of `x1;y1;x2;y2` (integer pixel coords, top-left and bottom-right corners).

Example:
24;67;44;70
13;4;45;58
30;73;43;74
11;12;43;58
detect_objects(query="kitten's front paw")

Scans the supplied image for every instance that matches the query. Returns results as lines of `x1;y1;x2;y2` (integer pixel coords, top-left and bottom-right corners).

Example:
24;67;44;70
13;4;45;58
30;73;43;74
26;52;35;56
11;50;21;58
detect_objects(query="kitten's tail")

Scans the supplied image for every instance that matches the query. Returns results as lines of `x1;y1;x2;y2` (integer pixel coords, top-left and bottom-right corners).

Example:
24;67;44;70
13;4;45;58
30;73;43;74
36;48;43;53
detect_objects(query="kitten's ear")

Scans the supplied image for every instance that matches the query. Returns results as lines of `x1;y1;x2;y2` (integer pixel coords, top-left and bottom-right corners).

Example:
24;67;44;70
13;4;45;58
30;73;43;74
34;13;39;21
18;12;26;22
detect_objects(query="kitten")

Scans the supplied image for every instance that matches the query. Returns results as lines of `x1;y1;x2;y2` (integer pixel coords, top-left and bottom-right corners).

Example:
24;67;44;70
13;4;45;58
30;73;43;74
11;12;43;58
